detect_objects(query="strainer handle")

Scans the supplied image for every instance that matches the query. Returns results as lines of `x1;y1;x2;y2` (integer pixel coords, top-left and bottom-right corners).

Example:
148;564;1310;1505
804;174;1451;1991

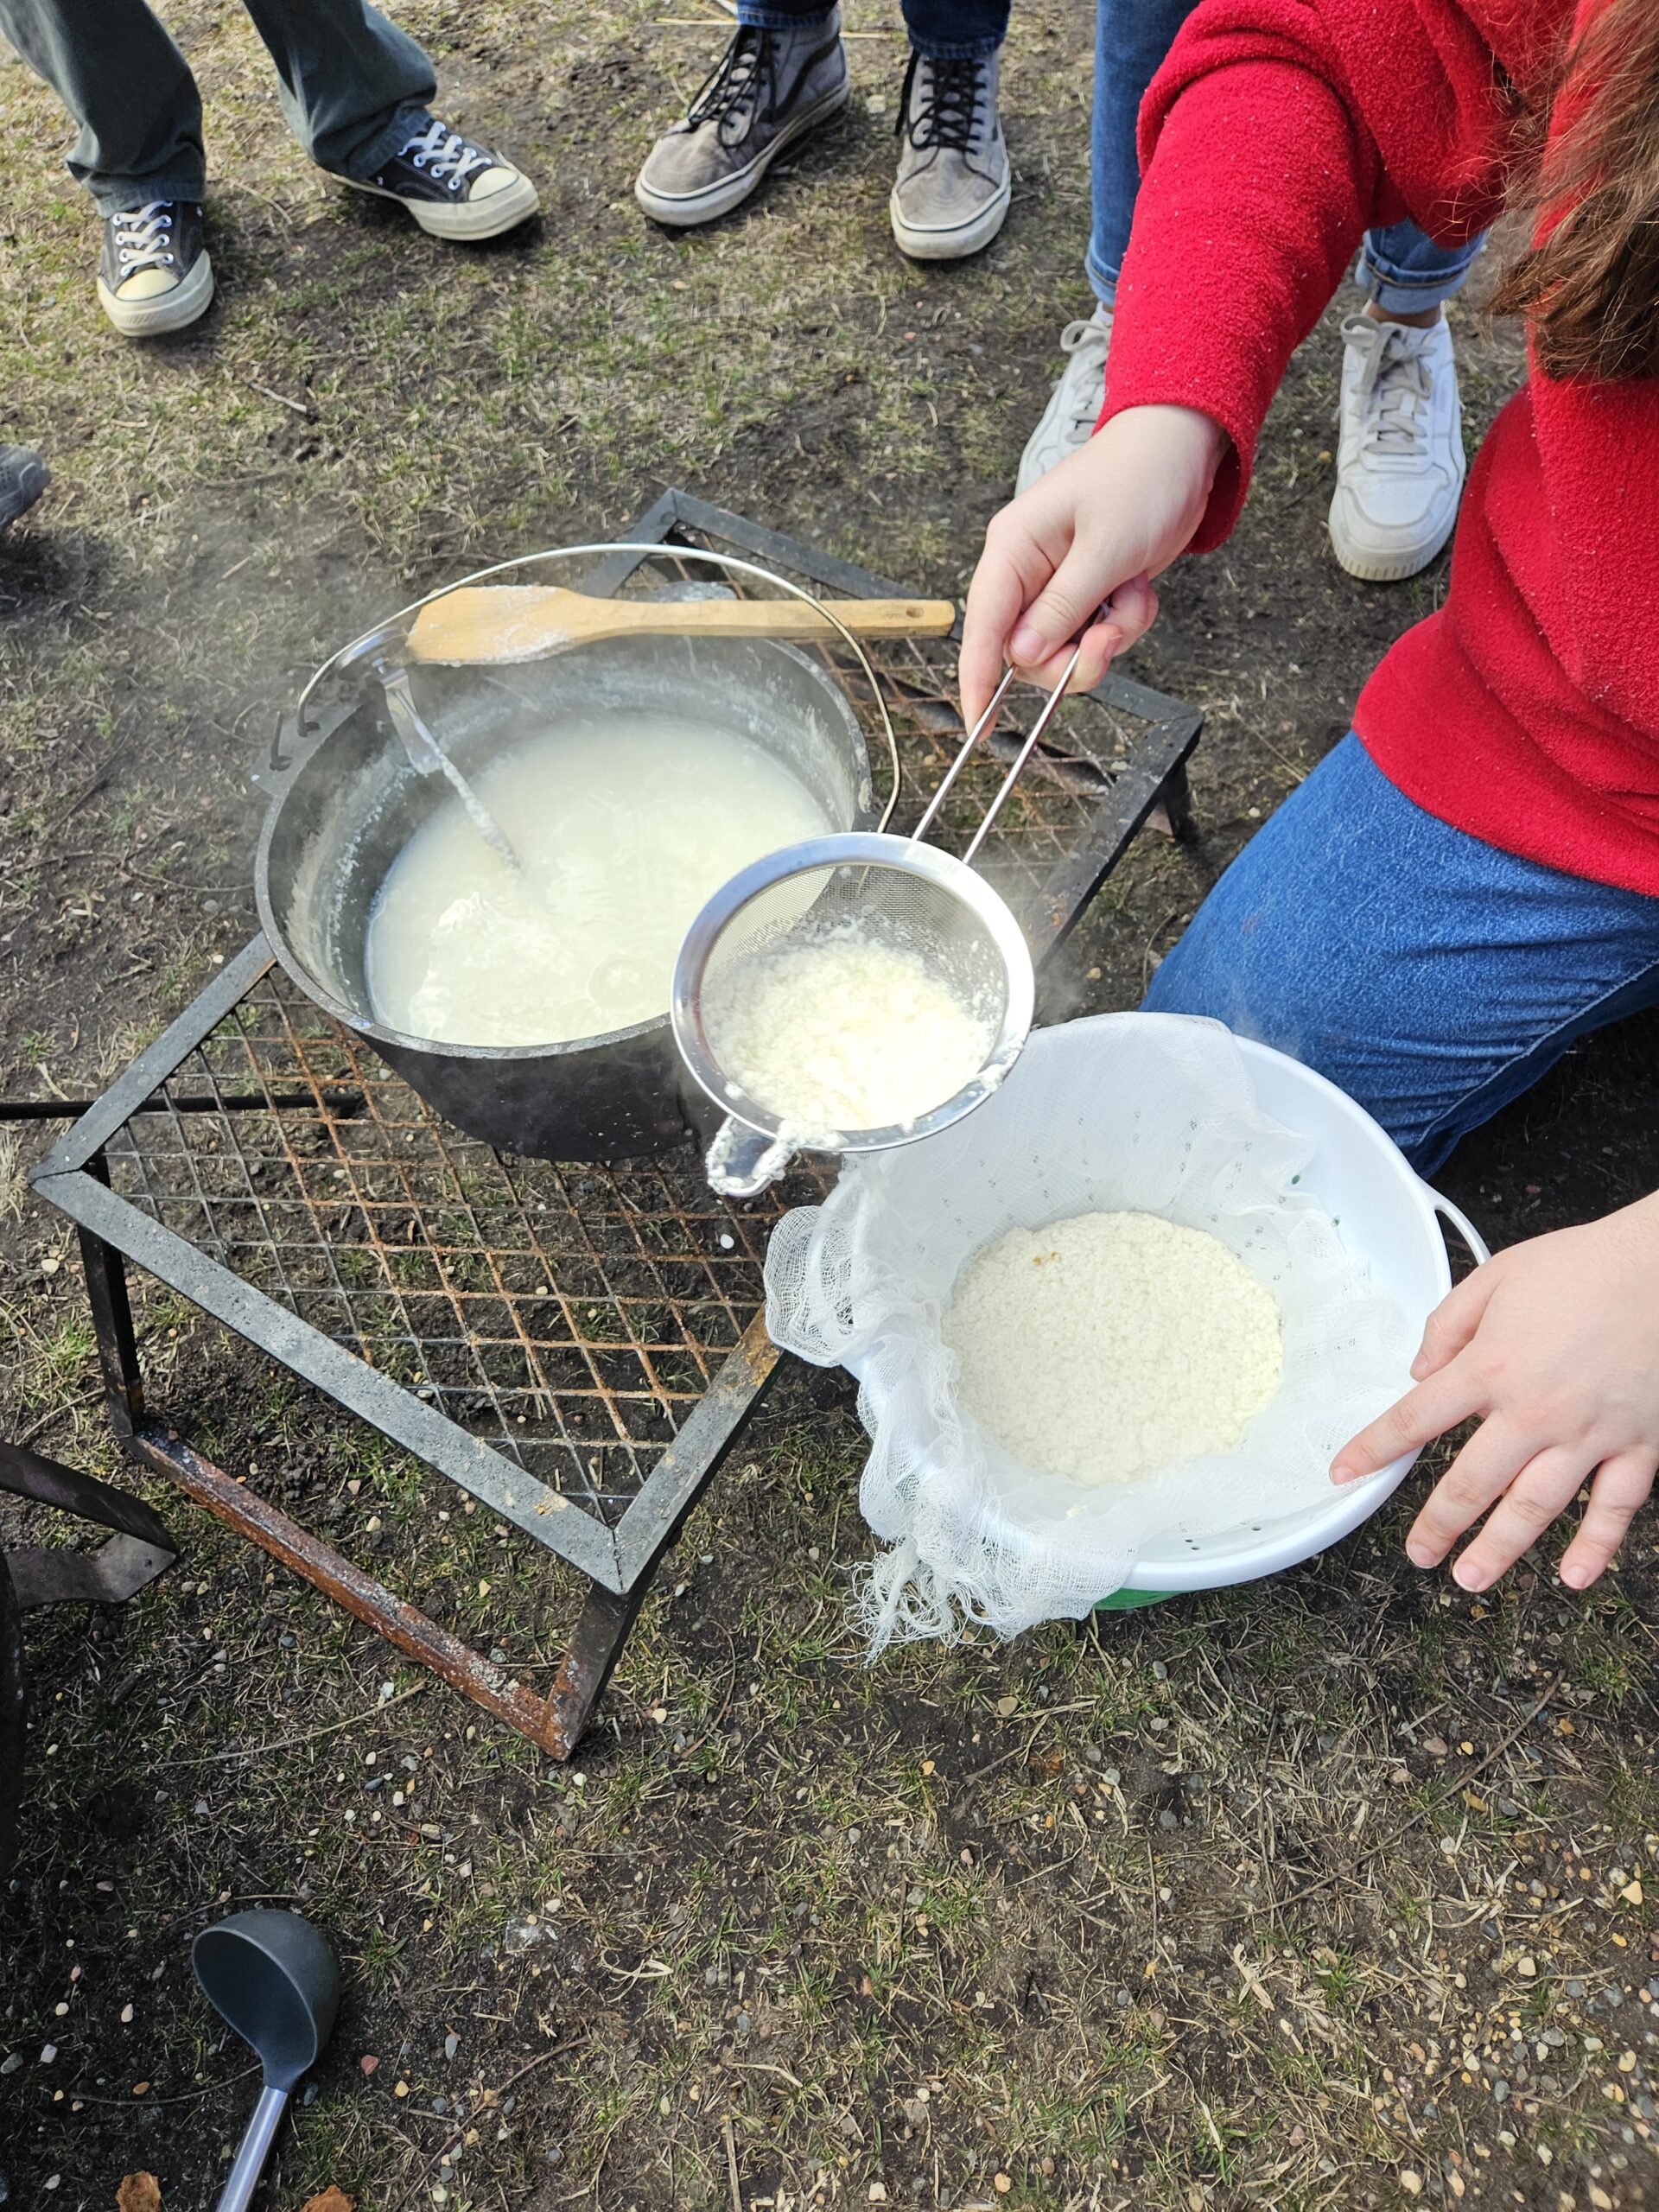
961;639;1088;867
1422;1186;1492;1268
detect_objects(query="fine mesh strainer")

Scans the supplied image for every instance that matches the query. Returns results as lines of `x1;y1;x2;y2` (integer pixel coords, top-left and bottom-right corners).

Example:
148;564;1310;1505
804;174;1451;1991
672;649;1082;1196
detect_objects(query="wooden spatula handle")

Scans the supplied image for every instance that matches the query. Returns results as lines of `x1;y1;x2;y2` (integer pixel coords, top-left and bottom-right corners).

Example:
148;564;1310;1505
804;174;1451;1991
404;585;957;664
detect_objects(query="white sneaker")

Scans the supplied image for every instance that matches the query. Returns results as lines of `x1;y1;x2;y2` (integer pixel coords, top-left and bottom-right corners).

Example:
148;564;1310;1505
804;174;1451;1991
1329;310;1465;582
1015;304;1112;495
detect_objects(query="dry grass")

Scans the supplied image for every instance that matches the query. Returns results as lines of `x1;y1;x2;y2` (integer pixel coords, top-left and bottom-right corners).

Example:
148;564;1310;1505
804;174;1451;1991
3;3;1659;2210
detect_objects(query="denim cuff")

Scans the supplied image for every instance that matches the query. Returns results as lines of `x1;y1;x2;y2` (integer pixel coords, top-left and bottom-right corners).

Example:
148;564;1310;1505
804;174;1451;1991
1356;239;1484;318
334;99;438;186
82;172;207;215
1084;245;1120;307
735;4;835;26
906;34;1004;57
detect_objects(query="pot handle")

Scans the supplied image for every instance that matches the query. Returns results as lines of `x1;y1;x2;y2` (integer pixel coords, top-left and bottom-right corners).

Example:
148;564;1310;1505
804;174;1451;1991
1421;1185;1492;1268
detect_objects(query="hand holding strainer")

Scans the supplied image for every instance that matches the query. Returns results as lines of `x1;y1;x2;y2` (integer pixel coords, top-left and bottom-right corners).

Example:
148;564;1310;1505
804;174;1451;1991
671;645;1088;1197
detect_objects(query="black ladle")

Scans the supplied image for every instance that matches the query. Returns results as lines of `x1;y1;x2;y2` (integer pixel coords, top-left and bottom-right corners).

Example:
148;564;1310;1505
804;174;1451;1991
193;1909;340;2212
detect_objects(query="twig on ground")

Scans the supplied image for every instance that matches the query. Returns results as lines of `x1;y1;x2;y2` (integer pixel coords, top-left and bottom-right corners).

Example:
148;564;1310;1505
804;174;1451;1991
722;2113;743;2212
391;2035;586;2212
157;1681;428;1767
1274;1671;1566;1913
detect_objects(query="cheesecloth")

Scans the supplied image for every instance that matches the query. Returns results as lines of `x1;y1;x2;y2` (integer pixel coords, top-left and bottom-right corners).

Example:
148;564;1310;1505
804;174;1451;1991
763;1012;1416;1651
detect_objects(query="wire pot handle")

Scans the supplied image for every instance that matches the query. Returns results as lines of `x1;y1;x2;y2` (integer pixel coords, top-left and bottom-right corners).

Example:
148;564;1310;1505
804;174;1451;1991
291;543;906;833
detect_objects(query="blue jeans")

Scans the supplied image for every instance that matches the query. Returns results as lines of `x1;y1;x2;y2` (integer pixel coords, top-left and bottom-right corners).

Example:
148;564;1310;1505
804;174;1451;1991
1142;735;1659;1176
1087;0;1483;312
737;0;1008;60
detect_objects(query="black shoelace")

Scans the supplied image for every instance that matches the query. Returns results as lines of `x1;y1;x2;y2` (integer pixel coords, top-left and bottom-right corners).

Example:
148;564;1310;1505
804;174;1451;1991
896;50;984;152
688;27;775;133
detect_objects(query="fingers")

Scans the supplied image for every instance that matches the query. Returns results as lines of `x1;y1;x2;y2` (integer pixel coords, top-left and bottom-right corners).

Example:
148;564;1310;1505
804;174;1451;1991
1411;1259;1501;1381
1330;1356;1484;1484
1003;572;1160;700
1443;1445;1598;1591
1402;1414;1536;1567
1009;549;1139;671
1559;1450;1657;1589
960;529;1040;732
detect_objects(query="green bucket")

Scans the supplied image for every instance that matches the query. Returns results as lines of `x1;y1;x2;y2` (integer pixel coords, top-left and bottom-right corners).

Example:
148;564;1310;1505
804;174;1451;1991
1093;1586;1174;1611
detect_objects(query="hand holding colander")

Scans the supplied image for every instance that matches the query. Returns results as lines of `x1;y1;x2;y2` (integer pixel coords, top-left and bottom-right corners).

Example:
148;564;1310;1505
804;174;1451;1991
671;643;1089;1198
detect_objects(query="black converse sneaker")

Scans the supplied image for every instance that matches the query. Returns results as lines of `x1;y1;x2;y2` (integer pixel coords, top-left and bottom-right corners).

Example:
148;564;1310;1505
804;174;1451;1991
635;11;850;227
334;117;538;241
0;445;48;531
97;201;213;337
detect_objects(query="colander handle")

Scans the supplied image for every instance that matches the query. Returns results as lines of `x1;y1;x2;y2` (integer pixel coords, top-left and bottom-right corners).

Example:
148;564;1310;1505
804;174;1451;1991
1421;1185;1492;1268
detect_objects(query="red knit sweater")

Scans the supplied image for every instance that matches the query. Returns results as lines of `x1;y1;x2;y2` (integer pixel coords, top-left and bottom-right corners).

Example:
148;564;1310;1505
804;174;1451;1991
1103;0;1659;897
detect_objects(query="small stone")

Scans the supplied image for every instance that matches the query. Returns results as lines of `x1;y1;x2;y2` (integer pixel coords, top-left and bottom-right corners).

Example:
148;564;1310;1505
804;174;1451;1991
1401;2174;1423;2198
994;1695;1018;1718
395;2080;410;2099
994;2177;1013;2196
1623;1880;1644;1904
0;2053;21;2075
41;2044;57;2063
359;2054;380;2075
868;2187;887;2203
444;2032;459;2060
1519;1958;1538;1978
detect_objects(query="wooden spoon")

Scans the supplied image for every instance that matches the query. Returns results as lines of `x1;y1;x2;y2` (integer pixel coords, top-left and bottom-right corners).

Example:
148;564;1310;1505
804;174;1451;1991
404;584;957;665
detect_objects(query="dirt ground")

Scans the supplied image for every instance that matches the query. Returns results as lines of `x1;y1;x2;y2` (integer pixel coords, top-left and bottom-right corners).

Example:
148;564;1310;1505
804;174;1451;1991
4;3;1659;2209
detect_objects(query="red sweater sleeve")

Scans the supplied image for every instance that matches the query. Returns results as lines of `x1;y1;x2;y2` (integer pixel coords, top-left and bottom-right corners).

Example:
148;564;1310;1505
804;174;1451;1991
1099;0;1403;550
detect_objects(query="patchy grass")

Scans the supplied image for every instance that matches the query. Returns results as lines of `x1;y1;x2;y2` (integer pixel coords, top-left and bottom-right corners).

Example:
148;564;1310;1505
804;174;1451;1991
3;3;1659;2210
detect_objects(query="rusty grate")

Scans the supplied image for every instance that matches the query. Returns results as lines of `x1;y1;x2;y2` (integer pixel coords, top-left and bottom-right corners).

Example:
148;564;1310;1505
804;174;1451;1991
32;493;1202;1701
102;961;823;1529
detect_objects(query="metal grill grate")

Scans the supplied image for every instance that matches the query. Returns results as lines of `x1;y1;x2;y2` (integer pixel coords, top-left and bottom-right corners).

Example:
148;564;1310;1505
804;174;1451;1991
104;964;823;1529
32;494;1202;1694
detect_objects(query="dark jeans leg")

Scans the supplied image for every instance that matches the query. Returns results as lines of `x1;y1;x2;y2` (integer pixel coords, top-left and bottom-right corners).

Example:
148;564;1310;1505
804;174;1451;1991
899;0;1010;59
236;0;435;181
0;0;206;212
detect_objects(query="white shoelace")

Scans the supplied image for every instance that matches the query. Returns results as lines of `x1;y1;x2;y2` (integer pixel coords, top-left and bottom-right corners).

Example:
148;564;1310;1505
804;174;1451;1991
1342;313;1433;464
112;203;177;274
397;119;494;188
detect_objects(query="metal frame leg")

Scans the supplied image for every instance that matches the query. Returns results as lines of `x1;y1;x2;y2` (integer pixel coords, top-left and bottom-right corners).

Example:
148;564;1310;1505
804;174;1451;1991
78;1159;145;1442
1147;755;1194;842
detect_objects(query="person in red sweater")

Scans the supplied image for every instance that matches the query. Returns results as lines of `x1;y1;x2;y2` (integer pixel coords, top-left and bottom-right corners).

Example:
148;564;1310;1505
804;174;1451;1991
960;0;1659;1599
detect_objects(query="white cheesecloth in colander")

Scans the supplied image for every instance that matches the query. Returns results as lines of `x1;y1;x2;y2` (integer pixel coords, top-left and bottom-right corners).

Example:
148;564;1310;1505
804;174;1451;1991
764;1012;1417;1652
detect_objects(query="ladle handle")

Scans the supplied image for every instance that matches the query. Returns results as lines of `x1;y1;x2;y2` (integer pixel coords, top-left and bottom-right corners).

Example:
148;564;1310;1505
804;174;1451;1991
215;2082;289;2212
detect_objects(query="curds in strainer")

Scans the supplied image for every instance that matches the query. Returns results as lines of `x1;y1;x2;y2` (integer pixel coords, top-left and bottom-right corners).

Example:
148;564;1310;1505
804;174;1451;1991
671;647;1084;1197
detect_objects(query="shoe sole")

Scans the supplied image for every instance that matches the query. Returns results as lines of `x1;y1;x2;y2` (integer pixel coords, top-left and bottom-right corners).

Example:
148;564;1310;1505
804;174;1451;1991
634;79;851;226
97;251;214;337
338;168;540;240
890;172;1011;262
1328;500;1460;582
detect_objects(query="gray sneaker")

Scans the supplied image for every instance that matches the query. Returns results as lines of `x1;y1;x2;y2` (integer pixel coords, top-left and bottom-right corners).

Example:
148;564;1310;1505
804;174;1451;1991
635;13;849;227
890;48;1010;262
0;444;48;531
1015;304;1113;494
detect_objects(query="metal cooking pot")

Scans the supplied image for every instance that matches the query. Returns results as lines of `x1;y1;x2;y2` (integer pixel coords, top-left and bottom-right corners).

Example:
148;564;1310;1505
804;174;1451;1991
255;620;880;1160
